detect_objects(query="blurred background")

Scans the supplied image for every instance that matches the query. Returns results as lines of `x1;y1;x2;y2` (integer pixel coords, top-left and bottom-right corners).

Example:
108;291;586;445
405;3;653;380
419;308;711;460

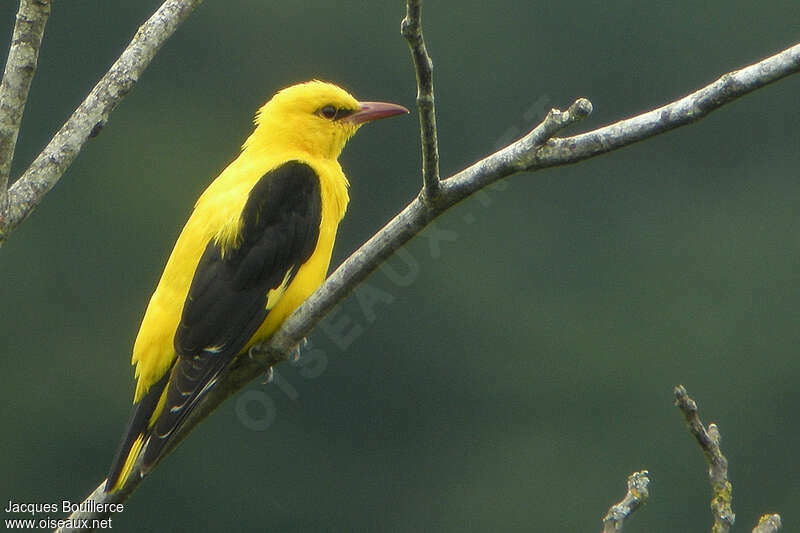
1;1;799;531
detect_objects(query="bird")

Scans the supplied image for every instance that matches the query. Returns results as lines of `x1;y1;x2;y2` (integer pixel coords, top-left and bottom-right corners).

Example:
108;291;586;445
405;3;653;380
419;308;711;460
105;80;408;492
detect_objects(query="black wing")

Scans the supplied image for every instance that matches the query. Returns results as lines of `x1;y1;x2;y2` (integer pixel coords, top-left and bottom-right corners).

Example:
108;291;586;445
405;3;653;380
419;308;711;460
174;160;322;358
153;160;322;446
108;161;322;485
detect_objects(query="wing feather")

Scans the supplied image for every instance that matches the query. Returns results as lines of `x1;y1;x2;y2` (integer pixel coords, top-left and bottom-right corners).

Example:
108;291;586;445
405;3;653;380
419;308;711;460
106;160;322;489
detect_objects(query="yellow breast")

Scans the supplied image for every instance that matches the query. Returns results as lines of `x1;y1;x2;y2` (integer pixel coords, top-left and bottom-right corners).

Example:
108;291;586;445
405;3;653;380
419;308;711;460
130;153;349;402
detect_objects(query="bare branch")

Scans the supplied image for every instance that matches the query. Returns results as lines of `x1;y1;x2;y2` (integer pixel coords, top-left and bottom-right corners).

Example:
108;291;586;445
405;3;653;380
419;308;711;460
60;38;800;529
674;385;735;533
0;0;51;213
533;42;800;169
602;470;650;533
753;514;782;533
442;42;800;205
401;0;441;203
53;484;119;533
0;0;203;245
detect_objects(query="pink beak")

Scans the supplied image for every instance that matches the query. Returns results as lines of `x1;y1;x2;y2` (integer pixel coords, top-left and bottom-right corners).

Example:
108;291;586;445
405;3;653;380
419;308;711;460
344;101;409;125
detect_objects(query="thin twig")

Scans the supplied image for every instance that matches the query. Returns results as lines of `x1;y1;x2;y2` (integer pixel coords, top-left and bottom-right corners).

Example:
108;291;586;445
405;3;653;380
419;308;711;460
533;42;800;169
602;470;650;533
401;0;441;204
0;0;51;215
674;385;735;533
0;0;203;245
442;42;800;204
752;514;782;533
60;39;800;530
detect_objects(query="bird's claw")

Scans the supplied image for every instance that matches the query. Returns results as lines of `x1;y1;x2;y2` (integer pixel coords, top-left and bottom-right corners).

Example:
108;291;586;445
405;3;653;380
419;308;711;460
247;345;259;360
288;337;308;363
248;345;274;383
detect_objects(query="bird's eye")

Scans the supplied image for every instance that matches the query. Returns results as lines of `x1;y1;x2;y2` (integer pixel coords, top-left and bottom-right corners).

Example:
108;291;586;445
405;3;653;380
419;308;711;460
318;105;338;120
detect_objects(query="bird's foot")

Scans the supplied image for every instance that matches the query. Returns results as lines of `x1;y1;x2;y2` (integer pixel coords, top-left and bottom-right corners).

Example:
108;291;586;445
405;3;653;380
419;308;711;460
288;337;309;363
247;345;275;383
247;344;261;360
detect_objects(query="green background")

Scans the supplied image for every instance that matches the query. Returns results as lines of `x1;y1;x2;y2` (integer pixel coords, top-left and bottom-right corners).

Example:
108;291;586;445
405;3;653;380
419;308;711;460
2;1;799;531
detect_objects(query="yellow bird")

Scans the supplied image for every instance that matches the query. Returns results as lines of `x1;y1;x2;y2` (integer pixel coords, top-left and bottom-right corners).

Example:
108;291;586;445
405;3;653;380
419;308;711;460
106;81;407;492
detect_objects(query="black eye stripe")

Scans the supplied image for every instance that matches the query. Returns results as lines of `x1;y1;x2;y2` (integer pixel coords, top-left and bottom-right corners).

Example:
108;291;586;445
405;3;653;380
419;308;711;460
335;108;355;119
319;105;337;119
317;105;356;120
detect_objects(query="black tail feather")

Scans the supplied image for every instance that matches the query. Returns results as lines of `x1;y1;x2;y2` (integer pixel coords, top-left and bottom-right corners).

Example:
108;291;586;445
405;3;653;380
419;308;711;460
105;372;169;492
139;354;230;472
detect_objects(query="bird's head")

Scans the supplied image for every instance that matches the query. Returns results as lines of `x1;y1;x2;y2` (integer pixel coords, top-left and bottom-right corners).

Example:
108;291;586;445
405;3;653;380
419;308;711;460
245;80;408;160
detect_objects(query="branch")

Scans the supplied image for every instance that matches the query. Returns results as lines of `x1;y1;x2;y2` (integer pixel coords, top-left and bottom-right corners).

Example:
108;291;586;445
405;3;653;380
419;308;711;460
602;470;650;533
60;36;800;531
753;514;782;533
0;0;203;245
674;385;735;533
401;0;441;203
442;41;800;204
534;41;800;167
0;0;51;213
53;484;118;533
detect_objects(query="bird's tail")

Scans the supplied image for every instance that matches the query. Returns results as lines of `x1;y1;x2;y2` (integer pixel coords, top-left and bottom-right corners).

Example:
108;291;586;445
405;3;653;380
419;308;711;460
105;354;230;493
105;372;169;492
